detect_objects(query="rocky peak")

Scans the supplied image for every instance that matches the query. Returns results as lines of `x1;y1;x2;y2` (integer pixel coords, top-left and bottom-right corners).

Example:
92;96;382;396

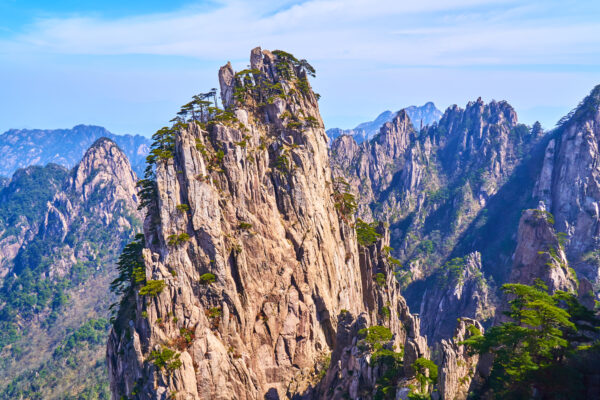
371;109;415;159
69;137;138;211
330;134;360;170
326;103;442;144
509;207;577;293
435;98;519;151
39;138;140;245
108;48;429;400
0;136;142;397
436;318;485;400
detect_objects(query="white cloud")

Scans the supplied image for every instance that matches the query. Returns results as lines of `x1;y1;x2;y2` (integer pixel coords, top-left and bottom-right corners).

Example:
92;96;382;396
1;0;599;134
5;0;598;68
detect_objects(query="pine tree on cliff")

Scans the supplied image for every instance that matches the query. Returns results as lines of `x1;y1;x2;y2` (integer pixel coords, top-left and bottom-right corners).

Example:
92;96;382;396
462;280;600;399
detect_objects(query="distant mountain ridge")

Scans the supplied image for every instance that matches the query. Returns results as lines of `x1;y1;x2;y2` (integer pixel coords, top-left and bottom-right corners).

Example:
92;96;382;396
0;124;150;177
327;101;443;143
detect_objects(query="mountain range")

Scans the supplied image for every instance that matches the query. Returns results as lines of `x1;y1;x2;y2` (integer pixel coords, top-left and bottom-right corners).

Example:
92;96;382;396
0;125;150;178
326;102;443;143
1;48;600;399
105;48;600;399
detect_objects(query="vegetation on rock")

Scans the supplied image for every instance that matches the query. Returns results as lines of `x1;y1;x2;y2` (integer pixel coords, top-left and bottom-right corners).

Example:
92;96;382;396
463;280;600;398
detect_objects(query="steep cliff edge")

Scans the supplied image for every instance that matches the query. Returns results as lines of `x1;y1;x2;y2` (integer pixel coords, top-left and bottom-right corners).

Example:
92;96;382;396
533;85;600;287
435;318;485;400
509;207;578;293
417;252;495;343
108;48;430;400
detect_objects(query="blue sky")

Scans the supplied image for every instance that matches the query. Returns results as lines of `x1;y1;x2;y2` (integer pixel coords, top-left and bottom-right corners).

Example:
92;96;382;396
1;0;599;136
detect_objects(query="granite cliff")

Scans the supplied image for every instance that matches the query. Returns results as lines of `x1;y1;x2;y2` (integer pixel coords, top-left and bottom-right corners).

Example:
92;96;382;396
107;48;448;400
103;45;600;398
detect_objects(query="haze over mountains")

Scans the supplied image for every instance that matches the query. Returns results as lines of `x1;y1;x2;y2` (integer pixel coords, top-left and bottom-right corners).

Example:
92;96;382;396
326;102;443;143
0;125;150;177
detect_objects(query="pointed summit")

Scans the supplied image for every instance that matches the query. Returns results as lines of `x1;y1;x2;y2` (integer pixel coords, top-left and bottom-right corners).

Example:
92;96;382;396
374;109;415;158
70;137;138;210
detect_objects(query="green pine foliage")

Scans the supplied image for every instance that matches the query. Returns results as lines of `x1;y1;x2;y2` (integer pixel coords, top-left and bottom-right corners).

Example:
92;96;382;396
199;273;216;285
462;280;600;399
138;280;166;297
110;234;146;298
147;346;182;373
358;326;405;399
166;232;191;247
356;219;381;246
411;357;438;395
332;177;357;221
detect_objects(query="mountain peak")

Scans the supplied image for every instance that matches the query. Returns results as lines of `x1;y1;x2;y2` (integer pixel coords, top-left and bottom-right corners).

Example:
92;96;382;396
327;103;442;144
70;137;138;207
0;125;150;177
557;83;600;129
371;109;415;158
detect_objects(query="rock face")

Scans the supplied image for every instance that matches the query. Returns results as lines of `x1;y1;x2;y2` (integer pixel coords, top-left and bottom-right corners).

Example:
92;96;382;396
436;318;484;400
330;109;431;221
107;48;429;400
331;98;536;273
0;138;141;398
331;98;536;342
532;85;600;287
509;207;577;293
311;226;429;399
0;124;150;177
417;252;495;343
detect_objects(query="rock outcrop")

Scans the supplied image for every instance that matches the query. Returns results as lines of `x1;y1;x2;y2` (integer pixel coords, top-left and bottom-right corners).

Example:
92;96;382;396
417;252;495;343
107;48;430;400
509;206;577;293
532;85;600;287
436;318;484;400
312;225;429;399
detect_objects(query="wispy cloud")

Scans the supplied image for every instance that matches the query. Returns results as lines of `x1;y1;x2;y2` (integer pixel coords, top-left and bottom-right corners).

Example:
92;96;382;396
5;0;598;67
1;0;599;134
